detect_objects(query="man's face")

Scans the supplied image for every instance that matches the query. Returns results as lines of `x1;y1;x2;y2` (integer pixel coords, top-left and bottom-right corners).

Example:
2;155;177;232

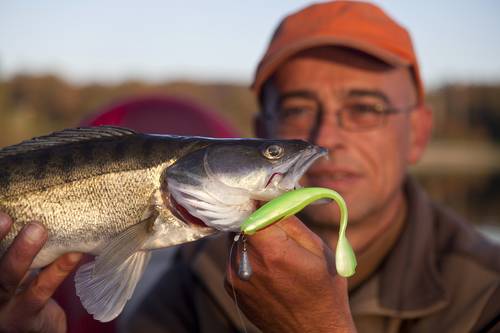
267;47;429;227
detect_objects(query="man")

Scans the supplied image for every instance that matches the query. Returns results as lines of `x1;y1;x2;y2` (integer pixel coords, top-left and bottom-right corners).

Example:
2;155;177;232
1;1;499;332
127;2;500;332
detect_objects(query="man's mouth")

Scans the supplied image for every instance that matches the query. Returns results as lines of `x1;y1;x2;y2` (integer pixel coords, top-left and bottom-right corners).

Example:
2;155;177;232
306;170;362;191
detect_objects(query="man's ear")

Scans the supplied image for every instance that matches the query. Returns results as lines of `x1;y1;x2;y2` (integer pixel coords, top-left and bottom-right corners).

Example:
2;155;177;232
408;104;433;164
254;112;270;139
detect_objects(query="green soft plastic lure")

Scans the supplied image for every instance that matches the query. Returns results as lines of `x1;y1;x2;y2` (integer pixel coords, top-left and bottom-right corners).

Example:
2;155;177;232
240;187;357;277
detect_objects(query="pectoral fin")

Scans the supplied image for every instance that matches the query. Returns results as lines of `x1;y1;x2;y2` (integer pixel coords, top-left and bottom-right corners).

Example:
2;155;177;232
75;250;151;322
93;214;155;275
75;213;156;322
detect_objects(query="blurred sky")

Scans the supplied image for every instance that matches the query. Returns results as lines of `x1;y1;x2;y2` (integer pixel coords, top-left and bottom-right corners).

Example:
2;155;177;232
1;0;499;88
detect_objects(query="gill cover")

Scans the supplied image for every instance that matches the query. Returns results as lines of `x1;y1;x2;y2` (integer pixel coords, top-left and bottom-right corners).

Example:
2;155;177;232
166;144;256;231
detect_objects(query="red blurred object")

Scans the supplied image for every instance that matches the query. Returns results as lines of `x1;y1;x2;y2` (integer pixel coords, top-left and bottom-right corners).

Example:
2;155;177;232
54;95;239;333
80;95;238;137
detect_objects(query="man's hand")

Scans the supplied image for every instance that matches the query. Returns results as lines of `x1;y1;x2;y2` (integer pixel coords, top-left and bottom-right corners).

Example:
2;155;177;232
225;216;356;333
0;212;82;333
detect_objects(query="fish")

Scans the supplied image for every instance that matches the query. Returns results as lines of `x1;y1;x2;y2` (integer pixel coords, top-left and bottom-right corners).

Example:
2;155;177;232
0;126;327;322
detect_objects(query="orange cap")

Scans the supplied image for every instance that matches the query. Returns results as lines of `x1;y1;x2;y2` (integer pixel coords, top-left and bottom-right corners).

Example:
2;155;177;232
253;1;424;104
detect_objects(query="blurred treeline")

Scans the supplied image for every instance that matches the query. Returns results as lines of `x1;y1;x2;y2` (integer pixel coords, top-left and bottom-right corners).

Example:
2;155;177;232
0;74;499;225
428;84;500;143
1;74;500;146
0;74;257;147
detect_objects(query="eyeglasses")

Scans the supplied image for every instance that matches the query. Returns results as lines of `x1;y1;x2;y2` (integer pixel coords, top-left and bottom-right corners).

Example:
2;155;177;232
270;97;416;141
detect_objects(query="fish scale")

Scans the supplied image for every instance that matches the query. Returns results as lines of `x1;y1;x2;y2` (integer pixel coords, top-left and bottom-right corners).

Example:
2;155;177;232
0;129;193;252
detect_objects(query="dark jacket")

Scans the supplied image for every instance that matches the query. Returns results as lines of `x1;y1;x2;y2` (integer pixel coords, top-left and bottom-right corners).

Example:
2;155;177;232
127;178;500;332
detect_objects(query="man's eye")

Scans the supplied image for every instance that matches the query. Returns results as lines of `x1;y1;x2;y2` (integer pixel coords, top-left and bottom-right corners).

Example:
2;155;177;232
348;103;385;114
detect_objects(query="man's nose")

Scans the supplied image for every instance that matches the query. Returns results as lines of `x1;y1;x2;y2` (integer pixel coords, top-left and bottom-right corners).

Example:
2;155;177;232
312;112;348;151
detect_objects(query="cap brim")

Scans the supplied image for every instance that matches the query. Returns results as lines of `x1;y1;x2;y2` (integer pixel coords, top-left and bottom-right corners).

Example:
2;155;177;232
253;36;410;94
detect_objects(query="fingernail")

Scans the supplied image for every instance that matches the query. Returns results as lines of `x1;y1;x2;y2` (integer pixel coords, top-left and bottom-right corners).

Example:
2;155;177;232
66;252;83;263
0;212;11;230
23;223;45;243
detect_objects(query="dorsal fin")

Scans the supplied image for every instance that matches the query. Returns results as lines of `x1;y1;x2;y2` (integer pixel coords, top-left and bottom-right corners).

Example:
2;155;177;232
0;126;137;159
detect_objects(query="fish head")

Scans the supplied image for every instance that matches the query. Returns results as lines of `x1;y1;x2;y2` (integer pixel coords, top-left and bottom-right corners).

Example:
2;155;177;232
202;140;327;199
166;139;327;231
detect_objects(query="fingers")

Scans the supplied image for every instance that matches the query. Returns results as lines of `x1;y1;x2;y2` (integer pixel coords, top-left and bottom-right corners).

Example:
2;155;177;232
277;216;326;256
226;215;331;278
0;222;47;303
248;215;325;258
18;252;82;315
226;217;321;283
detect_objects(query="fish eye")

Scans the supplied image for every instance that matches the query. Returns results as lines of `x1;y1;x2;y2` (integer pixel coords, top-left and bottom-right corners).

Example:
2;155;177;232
262;144;284;160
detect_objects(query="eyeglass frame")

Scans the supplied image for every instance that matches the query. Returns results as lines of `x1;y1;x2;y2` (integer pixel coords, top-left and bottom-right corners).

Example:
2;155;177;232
260;90;418;143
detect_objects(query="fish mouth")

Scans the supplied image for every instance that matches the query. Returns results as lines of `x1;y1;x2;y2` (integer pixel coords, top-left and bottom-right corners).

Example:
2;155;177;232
277;146;328;191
